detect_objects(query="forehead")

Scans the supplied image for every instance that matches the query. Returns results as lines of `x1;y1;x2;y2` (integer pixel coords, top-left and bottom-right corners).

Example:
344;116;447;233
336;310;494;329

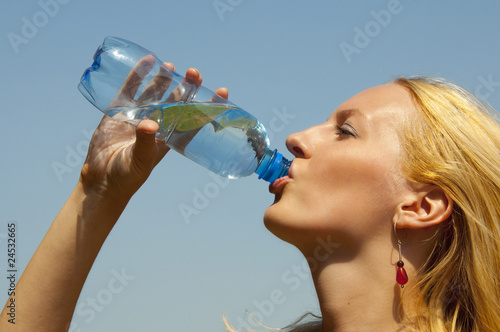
335;83;416;122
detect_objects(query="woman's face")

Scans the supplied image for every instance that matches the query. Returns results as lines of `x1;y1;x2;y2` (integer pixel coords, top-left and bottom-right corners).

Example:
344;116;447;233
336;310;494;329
264;84;417;249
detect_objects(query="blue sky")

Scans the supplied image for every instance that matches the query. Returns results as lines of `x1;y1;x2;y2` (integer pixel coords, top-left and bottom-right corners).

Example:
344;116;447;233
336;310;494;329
1;1;500;331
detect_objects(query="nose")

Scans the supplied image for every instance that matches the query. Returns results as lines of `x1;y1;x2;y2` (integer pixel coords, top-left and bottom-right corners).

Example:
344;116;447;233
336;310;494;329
286;128;313;158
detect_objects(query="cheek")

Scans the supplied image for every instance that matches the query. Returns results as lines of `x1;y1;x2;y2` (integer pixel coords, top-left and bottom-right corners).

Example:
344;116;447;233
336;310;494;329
263;149;404;242
305;153;401;218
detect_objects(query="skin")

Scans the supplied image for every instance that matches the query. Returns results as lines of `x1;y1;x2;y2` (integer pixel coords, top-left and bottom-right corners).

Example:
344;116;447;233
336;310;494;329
0;69;452;331
265;84;453;331
0;60;227;331
265;84;415;250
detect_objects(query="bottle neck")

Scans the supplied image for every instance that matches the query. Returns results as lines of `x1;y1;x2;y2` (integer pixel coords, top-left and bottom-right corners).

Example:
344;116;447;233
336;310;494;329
255;149;291;183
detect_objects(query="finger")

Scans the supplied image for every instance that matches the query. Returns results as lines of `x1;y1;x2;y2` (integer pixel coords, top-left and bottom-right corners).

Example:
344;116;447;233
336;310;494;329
164;62;176;71
185;68;203;86
137;63;173;104
118;54;156;101
165;68;202;103
131;120;164;173
215;87;228;99
209;87;229;103
137;119;160;135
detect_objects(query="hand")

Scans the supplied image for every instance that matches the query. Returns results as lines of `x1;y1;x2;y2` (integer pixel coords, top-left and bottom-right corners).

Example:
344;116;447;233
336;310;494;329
79;57;229;200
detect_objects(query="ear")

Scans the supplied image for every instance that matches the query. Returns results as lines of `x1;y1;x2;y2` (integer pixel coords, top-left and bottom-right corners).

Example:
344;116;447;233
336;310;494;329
395;186;453;229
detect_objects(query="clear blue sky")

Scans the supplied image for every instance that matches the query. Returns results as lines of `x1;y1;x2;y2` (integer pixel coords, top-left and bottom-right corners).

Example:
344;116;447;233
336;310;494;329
1;1;499;331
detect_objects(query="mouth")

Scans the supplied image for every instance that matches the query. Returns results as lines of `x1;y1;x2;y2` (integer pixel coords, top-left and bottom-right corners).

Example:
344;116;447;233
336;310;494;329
268;161;294;194
269;175;291;194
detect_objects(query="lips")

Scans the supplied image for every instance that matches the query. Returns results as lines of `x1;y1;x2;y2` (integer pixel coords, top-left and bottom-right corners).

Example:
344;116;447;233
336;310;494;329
269;163;294;194
269;175;290;193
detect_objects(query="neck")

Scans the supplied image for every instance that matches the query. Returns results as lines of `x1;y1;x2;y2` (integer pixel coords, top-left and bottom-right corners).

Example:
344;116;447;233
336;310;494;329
300;239;410;332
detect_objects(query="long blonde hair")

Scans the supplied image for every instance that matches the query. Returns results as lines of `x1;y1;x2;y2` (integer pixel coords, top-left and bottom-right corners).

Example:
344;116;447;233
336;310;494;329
225;77;500;331
394;77;500;331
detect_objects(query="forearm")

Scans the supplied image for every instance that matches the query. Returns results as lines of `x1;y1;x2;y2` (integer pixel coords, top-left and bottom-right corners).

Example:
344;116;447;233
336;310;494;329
0;181;129;331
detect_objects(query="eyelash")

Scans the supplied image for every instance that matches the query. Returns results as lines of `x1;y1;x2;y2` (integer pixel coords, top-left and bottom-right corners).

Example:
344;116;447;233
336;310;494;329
335;125;355;138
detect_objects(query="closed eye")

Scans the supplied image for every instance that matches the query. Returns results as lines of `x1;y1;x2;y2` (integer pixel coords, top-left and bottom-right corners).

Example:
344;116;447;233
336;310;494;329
335;125;356;138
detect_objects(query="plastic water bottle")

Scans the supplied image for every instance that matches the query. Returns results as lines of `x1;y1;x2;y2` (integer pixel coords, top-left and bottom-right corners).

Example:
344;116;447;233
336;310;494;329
78;37;291;183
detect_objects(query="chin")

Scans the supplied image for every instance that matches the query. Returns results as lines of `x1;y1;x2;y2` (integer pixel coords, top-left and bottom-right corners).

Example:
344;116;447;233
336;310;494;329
263;204;306;246
263;204;288;239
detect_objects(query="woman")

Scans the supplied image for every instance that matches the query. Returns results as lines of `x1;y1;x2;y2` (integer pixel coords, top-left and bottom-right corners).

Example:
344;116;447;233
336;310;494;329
1;59;499;331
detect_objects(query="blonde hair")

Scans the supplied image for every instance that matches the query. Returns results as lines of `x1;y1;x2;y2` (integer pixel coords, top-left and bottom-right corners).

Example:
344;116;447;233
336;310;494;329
394;77;500;331
225;77;500;332
223;312;321;332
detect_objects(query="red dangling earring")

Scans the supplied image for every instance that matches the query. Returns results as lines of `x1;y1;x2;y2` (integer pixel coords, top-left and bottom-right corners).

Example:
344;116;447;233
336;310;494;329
394;221;408;288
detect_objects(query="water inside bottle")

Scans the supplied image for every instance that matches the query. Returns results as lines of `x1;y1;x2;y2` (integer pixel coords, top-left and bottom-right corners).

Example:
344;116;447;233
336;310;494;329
105;102;270;178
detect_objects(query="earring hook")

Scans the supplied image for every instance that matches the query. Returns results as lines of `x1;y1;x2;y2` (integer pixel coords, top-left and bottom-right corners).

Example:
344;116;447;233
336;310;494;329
394;219;402;261
394;219;408;288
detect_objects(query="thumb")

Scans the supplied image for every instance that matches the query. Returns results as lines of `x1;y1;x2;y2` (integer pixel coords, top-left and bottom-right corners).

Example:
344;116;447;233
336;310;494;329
131;120;161;173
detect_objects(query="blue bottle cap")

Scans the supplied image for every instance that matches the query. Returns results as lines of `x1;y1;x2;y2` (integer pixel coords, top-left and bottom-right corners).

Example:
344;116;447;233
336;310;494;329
256;149;290;183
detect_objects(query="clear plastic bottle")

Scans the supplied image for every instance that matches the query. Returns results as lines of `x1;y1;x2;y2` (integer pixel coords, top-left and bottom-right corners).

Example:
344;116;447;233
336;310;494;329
78;37;291;183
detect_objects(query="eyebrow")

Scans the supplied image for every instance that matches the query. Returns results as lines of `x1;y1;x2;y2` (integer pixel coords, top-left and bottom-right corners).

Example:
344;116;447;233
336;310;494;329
334;108;367;122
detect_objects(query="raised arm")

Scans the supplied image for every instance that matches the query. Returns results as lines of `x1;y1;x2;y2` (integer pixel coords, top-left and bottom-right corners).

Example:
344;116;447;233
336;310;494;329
0;116;167;331
0;60;227;331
